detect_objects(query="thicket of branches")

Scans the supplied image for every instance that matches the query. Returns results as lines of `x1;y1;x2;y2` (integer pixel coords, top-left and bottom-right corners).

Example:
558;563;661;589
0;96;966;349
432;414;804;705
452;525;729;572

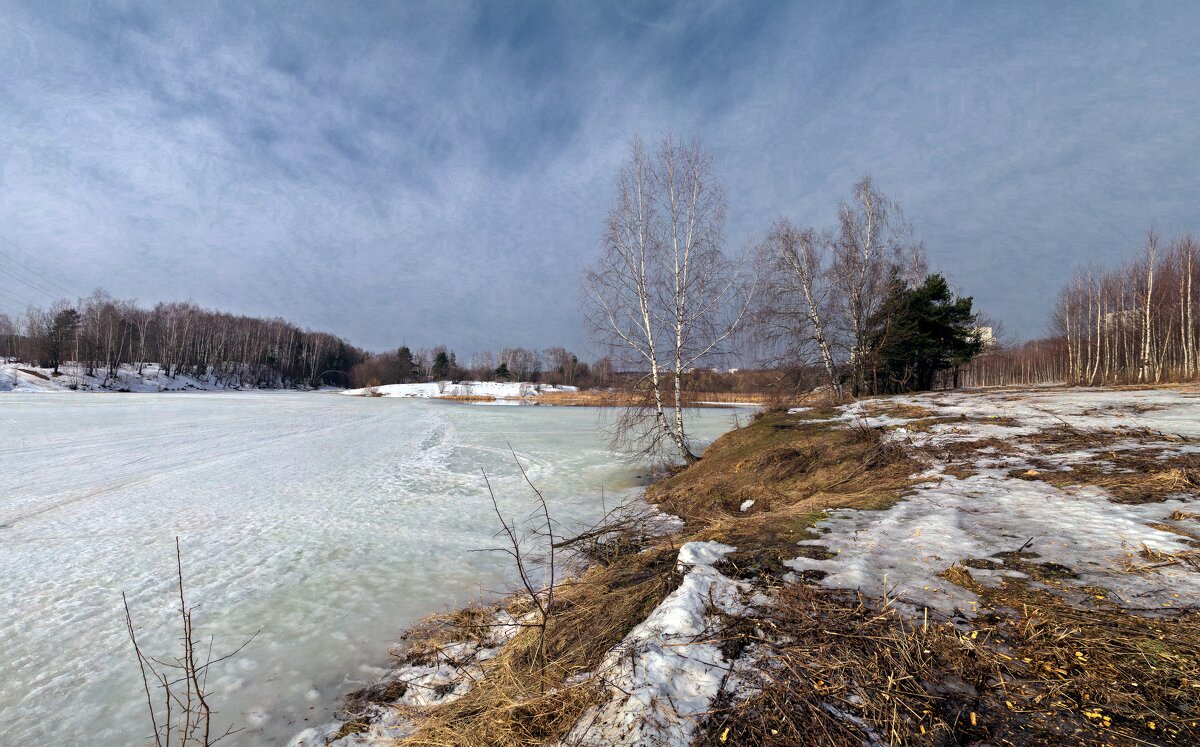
0;290;364;388
962;230;1199;386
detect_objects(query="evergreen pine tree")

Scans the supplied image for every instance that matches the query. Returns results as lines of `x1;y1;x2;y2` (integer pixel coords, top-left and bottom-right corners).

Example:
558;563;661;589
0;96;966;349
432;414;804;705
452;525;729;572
867;274;983;392
432;350;451;379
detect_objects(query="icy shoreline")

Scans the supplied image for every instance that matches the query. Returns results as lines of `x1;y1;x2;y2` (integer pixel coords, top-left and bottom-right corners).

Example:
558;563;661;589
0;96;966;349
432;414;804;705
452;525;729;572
342;381;579;400
0;361;332;393
293;386;1200;745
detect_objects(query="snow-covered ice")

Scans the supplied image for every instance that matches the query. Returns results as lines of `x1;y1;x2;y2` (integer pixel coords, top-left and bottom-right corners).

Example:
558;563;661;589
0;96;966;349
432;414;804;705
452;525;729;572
0;392;738;746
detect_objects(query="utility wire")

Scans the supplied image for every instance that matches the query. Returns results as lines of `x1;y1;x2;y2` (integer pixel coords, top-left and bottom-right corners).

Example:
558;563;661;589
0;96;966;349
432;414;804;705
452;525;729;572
0;264;64;300
0;285;39;308
0;232;78;298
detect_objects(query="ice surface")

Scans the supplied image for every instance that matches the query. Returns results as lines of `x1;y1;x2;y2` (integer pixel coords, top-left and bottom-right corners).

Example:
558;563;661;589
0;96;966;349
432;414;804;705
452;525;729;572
0;393;738;745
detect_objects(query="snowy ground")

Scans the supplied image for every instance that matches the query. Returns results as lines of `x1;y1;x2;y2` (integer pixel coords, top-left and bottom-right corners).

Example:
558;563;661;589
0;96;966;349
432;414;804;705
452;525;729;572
0;361;304;393
0;392;739;746
562;542;752;747
342;381;579;399
788;387;1200;616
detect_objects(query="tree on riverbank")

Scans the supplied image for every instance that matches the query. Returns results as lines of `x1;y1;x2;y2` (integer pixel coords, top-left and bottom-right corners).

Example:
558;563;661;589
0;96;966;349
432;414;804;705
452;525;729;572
583;135;750;462
753;176;933;396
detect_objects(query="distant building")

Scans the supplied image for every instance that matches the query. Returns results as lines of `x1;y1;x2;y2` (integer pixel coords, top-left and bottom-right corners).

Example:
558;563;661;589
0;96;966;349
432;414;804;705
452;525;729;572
1103;309;1139;330
974;326;996;347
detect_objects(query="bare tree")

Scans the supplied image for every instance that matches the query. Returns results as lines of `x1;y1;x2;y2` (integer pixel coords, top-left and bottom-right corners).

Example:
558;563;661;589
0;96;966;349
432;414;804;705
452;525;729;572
583;135;749;462
1138;228;1159;383
832;176;925;395
754;219;842;397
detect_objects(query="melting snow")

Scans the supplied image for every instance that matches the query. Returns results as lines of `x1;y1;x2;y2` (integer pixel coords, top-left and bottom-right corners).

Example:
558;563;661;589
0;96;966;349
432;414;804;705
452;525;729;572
788;387;1200;617
561;541;749;747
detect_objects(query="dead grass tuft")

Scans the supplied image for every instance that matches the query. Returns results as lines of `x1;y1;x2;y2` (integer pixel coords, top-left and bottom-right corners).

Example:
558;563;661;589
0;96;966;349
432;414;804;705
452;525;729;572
649;410;923;524
437;394;497;403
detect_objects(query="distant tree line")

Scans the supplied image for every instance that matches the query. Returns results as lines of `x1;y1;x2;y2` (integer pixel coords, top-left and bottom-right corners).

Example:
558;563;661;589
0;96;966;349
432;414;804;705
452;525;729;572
0;290;365;388
349;344;617;388
961;229;1199;387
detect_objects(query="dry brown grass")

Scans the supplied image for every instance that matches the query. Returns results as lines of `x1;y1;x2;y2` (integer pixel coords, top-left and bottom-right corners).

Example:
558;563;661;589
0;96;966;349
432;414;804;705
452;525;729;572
700;571;1200;746
529;389;778;408
648;409;923;525
396;541;685;746
436;394;498;403
1011;450;1200;504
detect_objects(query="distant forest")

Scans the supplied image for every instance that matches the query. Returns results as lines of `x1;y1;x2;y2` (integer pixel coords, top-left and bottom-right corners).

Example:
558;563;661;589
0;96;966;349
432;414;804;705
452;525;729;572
0;291;365;388
963;230;1200;387
0;290;613;390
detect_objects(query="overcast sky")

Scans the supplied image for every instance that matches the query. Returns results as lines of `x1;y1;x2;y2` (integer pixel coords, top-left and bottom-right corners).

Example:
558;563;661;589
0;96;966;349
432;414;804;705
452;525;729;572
1;1;1198;354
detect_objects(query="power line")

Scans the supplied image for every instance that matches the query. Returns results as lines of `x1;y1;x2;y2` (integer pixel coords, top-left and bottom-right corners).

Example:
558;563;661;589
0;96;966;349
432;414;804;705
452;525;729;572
0;285;40;309
0;232;78;298
0;266;62;301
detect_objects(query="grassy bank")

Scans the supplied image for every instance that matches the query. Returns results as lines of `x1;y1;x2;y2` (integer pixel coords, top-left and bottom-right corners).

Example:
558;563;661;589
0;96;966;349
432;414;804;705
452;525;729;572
315;389;1200;746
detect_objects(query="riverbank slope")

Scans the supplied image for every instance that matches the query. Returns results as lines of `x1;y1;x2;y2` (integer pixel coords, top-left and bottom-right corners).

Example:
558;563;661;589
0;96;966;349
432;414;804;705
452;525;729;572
295;386;1200;746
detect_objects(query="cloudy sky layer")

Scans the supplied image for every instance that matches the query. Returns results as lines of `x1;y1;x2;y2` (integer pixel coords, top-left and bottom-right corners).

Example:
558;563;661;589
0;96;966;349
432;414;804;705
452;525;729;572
1;1;1197;354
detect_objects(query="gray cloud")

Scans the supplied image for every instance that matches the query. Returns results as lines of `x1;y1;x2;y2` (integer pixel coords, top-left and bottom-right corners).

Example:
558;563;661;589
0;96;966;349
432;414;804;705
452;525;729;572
1;1;1197;354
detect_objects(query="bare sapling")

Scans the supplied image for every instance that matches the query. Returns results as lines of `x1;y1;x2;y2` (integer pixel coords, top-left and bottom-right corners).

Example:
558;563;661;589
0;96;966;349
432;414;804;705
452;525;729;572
122;538;259;747
480;447;559;683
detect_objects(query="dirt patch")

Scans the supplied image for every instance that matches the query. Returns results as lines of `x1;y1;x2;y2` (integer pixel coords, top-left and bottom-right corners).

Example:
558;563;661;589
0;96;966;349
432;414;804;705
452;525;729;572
700;568;1200;746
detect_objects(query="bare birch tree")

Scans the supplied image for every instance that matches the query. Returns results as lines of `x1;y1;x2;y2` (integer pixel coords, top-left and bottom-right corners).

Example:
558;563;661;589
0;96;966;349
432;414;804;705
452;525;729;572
832;176;925;395
754;219;843;397
584;135;748;462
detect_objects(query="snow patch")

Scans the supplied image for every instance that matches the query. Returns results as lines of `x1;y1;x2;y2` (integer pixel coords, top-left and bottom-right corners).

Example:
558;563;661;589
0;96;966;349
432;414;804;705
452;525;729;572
0;361;306;393
561;541;748;747
289;611;524;747
786;388;1200;617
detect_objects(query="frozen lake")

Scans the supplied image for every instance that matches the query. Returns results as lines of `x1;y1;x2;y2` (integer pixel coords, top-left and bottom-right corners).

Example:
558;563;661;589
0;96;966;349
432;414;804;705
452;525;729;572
0;392;740;745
